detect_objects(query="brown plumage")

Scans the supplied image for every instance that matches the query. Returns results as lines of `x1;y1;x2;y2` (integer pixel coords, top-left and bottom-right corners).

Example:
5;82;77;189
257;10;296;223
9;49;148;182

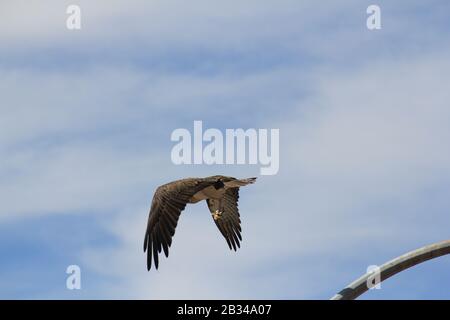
143;175;256;270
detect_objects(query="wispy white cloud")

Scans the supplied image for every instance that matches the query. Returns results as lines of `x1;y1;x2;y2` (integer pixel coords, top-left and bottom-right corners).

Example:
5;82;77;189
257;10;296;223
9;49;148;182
76;50;450;299
1;0;450;299
0;64;303;221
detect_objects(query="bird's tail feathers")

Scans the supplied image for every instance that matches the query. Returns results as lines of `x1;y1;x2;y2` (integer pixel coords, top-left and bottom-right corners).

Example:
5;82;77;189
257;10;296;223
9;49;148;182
241;177;257;184
225;177;257;187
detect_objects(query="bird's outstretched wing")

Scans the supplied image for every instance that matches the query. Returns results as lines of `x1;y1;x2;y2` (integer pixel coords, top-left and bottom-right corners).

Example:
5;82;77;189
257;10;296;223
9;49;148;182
207;188;242;251
144;178;215;270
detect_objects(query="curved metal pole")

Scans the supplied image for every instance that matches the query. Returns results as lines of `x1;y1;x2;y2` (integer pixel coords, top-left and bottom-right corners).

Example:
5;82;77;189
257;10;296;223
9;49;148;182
331;239;450;300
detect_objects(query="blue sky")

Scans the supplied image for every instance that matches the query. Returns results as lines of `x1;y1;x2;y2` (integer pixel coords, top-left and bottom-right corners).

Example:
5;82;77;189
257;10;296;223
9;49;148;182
1;0;450;299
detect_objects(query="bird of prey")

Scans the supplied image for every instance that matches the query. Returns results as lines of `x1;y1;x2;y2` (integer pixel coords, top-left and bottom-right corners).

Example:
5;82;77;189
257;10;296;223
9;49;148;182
143;175;256;270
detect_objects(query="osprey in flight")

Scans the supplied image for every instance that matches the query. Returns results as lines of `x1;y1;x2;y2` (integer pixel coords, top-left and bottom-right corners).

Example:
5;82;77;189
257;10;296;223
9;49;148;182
143;175;256;270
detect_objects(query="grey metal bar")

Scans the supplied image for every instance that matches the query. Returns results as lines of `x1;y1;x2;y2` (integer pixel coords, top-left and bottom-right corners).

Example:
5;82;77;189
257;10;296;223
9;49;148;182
331;239;450;300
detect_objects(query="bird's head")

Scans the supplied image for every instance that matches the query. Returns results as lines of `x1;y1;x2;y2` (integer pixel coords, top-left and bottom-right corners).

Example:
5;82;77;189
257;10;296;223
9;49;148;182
213;178;225;190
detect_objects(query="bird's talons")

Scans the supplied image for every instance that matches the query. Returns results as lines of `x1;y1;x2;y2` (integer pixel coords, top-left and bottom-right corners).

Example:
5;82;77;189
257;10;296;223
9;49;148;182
212;210;222;220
